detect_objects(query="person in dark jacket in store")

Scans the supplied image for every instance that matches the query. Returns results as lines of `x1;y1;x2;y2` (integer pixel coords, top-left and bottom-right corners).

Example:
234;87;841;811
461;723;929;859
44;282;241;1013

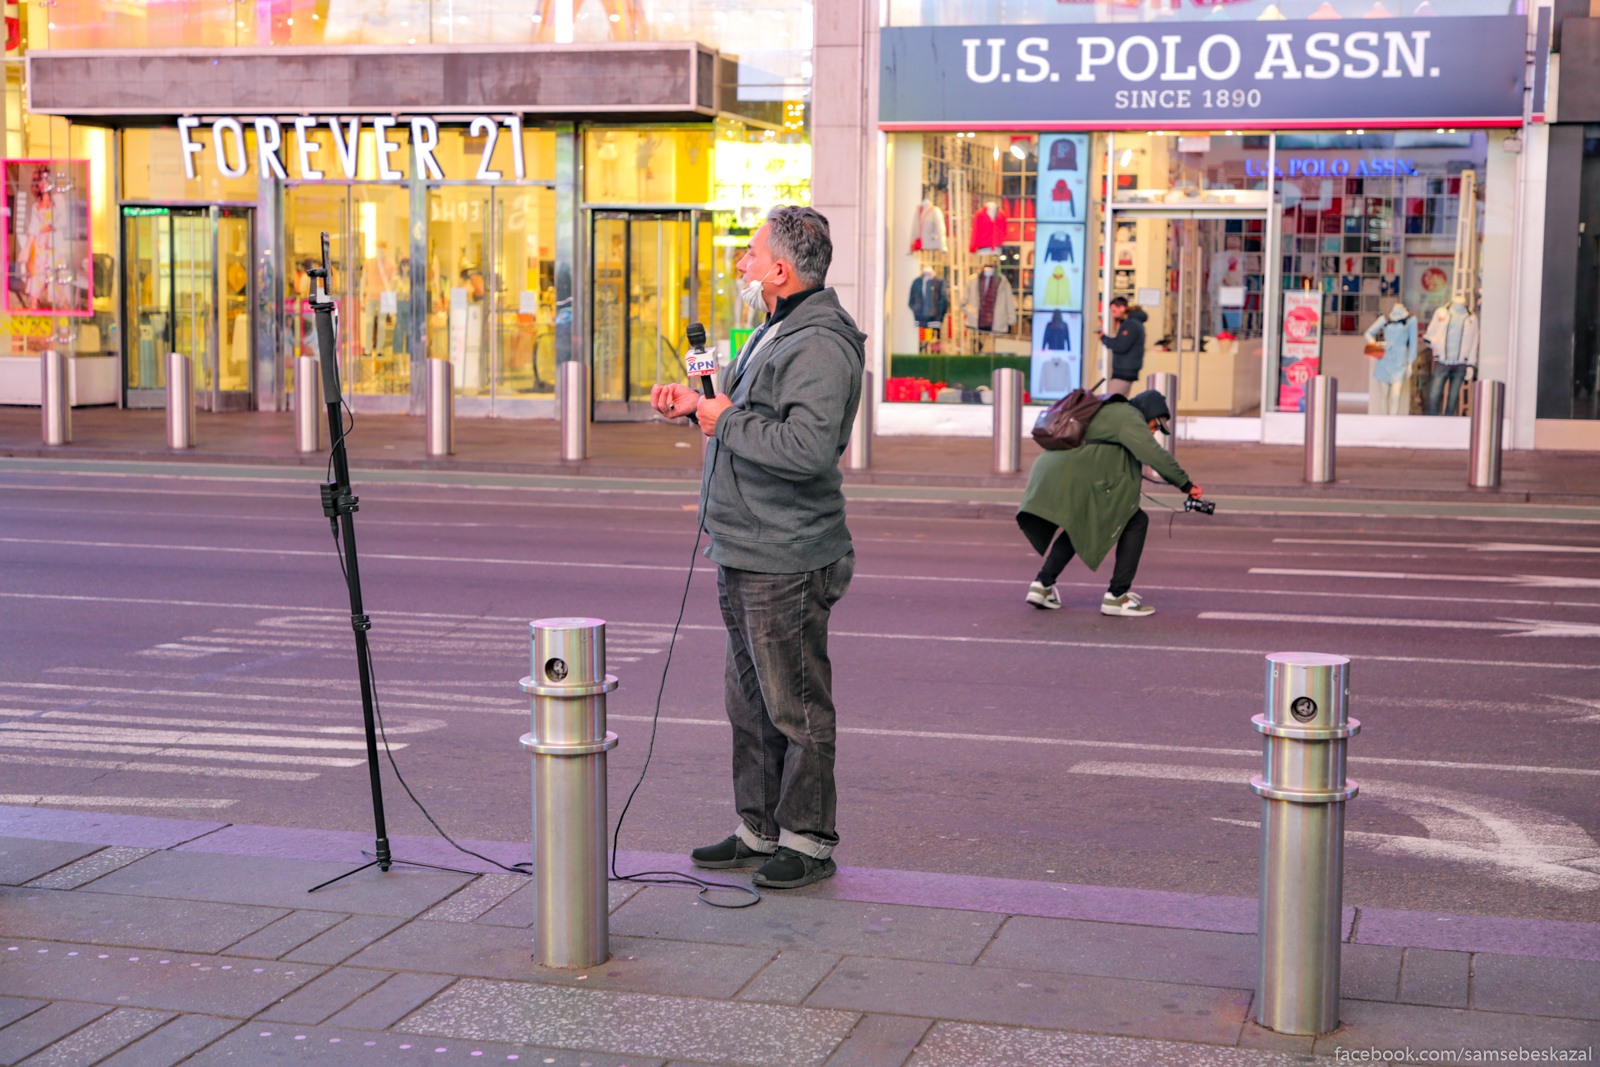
1018;390;1202;617
1100;296;1147;396
649;206;865;890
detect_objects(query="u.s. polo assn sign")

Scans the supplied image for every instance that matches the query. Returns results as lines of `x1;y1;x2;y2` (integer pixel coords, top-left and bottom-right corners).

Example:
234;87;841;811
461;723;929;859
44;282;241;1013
880;16;1526;129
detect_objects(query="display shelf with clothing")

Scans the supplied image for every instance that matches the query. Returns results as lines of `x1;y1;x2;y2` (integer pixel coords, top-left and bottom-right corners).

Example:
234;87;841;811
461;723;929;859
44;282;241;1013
1363;302;1418;416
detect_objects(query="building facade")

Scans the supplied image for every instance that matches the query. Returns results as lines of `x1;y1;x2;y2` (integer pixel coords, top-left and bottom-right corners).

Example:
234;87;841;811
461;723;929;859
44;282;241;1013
865;0;1600;451
4;0;1598;453
0;1;812;420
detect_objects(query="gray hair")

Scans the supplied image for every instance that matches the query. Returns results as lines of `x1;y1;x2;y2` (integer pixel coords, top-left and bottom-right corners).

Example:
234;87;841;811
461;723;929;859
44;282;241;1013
765;206;832;288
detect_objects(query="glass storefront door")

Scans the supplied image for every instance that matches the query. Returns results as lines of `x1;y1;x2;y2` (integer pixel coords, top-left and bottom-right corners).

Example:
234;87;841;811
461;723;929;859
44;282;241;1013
284;185;410;407
122;205;253;410
1106;208;1270;417
591;210;712;416
426;185;558;413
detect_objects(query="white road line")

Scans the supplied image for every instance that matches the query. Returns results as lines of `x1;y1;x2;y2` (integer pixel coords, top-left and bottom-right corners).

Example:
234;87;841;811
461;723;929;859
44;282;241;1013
1199;611;1600;639
1068;762;1600;893
0;752;318;781
0;794;236;809
0;738;366;767
1273;537;1600;554
20;710;442;735
1251;567;1600;589
591;713;1600;780
0;722;403;752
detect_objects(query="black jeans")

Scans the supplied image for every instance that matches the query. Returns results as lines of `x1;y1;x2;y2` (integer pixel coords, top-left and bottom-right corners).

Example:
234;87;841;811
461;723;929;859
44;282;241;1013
1035;509;1149;597
715;551;855;860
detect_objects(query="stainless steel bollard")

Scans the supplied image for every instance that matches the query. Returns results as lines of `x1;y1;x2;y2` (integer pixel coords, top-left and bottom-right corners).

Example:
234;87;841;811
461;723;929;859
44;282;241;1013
558;360;589;462
1303;375;1336;484
1252;652;1360;1036
1467;379;1505;489
844;370;873;471
992;367;1024;474
165;351;195;449
425;358;453;457
40;349;71;445
1144;371;1177;454
295;356;322;454
519;618;618;969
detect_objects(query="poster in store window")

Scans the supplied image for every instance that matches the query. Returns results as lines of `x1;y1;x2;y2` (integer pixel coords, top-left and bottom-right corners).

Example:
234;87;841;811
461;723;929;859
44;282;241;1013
1030;310;1081;402
1277;290;1323;413
1036;134;1087;224
3;160;93;317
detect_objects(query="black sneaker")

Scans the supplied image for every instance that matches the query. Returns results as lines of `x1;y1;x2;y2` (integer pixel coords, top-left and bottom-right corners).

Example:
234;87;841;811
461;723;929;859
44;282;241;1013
752;846;837;889
689;834;772;870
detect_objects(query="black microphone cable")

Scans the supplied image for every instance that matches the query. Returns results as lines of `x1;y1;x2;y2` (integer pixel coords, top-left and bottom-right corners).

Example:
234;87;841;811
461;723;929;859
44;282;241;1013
323;400;533;878
607;405;760;909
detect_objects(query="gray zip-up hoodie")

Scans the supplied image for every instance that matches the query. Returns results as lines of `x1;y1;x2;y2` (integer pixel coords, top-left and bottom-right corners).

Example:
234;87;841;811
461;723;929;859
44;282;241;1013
700;288;866;573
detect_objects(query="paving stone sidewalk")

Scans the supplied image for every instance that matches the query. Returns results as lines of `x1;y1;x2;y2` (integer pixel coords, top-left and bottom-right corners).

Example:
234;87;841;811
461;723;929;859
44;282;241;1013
2;809;1596;1066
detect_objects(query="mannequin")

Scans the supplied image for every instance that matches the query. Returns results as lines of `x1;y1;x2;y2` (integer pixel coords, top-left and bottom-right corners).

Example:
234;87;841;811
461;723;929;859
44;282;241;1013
908;267;949;329
911;198;947;253
1423;296;1479;416
970;200;1008;256
962;264;1015;334
1363;302;1418;416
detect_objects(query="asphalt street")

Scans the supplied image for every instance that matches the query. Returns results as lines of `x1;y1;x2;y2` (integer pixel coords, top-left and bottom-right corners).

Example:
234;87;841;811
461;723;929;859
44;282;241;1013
2;461;1598;927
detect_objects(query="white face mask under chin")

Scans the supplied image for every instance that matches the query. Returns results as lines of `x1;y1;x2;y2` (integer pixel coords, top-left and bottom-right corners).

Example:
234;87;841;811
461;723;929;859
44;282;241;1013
740;270;774;314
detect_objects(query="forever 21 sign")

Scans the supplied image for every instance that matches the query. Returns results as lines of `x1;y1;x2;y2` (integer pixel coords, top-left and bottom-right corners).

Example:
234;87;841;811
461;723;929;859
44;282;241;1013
176;114;530;182
880;16;1527;130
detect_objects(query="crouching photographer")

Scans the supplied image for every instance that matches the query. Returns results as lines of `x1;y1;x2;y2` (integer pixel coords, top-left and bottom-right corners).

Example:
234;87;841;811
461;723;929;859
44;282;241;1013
1017;389;1202;618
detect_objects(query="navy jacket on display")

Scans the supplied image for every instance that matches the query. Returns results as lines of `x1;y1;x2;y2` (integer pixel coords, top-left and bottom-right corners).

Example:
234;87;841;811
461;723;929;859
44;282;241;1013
1042;311;1071;351
1044;232;1075;264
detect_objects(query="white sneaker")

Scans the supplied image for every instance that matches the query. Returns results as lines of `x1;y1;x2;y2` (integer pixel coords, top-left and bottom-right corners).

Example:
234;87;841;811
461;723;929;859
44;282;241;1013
1101;591;1154;617
1026;581;1062;610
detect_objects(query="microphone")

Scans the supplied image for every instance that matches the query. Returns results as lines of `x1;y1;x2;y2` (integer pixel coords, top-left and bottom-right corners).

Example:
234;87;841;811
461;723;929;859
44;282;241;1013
685;322;717;400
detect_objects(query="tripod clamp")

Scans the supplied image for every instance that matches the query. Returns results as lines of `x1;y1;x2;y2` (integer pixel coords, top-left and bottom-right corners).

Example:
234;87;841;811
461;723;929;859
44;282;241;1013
320;481;359;520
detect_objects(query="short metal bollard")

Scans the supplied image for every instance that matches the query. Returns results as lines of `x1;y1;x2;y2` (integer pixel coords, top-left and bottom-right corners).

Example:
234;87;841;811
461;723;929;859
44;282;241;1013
41;349;71;445
1467;379;1505;489
844;370;873;471
992;367;1024;474
1144;371;1177;454
166;351;196;449
558;359;589;462
520;617;617;969
295;356;322;454
425;358;453;457
1251;652;1360;1036
1303;375;1336;484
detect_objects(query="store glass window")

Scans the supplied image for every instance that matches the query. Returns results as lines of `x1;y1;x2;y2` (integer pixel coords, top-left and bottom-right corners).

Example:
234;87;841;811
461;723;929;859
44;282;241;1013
1269;131;1488;418
887;130;1106;405
433;126;558;184
584;128;714;205
122;128;260;202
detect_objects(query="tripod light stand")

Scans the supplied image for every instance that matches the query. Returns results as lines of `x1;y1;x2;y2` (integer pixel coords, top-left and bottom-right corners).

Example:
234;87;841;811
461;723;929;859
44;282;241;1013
304;231;469;893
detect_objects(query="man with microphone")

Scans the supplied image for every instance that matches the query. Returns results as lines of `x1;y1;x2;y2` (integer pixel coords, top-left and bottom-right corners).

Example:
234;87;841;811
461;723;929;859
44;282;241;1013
650;206;866;889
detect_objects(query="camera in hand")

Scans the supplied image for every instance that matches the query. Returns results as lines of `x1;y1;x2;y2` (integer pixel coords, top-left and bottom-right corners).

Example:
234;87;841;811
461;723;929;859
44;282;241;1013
1184;497;1216;515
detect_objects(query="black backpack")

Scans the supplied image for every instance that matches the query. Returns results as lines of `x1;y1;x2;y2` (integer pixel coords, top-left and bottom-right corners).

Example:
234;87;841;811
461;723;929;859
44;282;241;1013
1032;386;1107;451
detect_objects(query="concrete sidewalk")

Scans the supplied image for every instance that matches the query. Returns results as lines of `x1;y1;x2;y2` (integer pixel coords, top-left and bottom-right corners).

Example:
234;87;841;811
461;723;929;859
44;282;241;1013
2;807;1596;1066
3;407;1599;510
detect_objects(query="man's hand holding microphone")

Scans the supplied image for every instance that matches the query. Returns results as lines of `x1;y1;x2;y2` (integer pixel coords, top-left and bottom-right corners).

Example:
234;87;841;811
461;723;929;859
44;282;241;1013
649;322;729;437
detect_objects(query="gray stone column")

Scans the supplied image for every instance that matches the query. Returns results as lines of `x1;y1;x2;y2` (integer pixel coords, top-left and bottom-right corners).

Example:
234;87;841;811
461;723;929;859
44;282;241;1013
811;0;881;382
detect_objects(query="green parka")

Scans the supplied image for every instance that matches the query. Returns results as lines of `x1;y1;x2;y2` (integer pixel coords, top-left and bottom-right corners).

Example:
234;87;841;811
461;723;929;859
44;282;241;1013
1016;398;1192;570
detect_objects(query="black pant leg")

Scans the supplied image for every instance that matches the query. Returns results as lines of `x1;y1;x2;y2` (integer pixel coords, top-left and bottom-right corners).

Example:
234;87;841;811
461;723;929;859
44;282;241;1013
1107;509;1149;596
1036;530;1076;586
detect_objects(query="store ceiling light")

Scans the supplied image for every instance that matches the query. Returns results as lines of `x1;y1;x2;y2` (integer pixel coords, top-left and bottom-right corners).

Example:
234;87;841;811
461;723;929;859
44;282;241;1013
1010;144;1025;160
1119;148;1133;167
